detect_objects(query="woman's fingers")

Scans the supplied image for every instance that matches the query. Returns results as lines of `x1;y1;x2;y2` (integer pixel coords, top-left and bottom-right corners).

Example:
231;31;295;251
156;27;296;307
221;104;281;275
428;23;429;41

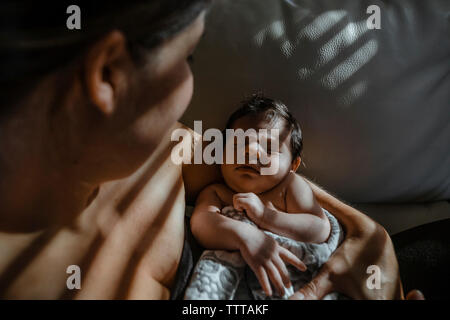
254;266;272;297
265;262;286;296
273;256;292;288
279;247;307;272
289;264;333;300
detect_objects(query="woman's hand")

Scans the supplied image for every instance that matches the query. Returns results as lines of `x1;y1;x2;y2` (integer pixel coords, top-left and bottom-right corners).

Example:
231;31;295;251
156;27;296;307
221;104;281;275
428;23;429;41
238;227;307;297
290;216;403;300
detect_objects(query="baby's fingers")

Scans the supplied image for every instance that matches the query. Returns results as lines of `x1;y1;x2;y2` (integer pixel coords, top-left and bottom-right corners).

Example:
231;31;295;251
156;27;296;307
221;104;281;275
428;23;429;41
280;247;307;272
232;196;247;211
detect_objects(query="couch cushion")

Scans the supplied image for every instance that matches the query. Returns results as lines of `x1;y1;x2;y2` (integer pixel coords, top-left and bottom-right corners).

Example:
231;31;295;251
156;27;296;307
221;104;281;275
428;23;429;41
181;0;450;203
354;201;450;234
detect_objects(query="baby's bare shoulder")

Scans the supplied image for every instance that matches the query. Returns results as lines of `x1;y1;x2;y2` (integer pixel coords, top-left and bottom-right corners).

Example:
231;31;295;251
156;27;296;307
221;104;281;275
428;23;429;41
199;183;233;206
285;171;310;190
285;172;321;213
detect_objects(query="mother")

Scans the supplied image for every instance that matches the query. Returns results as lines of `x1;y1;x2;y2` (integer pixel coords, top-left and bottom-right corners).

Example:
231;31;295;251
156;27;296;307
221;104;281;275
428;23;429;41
0;0;417;299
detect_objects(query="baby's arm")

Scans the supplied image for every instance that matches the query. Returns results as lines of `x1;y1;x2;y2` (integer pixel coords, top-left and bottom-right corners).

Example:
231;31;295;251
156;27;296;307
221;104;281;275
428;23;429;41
191;184;307;297
190;184;256;251
266;174;330;243
237;174;330;243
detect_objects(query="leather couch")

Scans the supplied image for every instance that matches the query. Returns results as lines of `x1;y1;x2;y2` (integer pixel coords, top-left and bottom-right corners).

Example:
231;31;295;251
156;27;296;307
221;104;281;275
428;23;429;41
181;0;450;235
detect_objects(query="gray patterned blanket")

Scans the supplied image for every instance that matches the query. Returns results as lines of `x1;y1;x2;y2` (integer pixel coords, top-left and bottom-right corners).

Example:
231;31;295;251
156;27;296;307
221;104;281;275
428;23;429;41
184;206;344;300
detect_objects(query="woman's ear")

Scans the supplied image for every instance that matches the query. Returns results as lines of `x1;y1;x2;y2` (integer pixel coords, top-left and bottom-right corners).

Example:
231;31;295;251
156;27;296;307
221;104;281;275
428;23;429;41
291;156;301;172
84;30;130;116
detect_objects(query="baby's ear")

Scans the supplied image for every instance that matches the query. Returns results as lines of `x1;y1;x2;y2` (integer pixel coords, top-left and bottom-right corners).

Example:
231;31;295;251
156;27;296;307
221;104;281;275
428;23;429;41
291;156;301;172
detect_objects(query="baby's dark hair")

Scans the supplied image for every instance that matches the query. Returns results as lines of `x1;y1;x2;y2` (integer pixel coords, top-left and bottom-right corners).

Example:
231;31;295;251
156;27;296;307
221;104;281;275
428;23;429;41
225;94;303;160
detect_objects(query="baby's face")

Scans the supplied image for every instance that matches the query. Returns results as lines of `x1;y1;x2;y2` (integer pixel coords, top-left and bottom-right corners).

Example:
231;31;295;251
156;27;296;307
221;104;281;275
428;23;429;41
221;114;295;194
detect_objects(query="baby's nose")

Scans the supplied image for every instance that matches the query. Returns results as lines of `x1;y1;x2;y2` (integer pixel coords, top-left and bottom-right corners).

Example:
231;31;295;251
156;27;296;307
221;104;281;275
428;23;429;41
246;141;261;162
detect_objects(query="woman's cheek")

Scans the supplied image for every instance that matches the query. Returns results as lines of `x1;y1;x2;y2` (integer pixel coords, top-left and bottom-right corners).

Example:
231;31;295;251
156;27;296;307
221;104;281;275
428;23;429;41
134;62;193;139
177;63;194;116
158;61;194;120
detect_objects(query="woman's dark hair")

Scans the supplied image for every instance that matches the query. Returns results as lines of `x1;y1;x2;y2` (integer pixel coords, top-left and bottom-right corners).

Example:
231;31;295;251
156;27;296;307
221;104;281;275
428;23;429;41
225;94;303;160
0;0;211;115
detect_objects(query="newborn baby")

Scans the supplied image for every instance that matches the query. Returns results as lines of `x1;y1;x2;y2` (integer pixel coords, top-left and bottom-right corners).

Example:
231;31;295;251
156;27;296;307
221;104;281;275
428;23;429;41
186;95;343;300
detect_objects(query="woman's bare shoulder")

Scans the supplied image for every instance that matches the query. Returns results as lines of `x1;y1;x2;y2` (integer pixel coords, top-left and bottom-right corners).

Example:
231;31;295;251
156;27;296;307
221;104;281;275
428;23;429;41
176;122;222;204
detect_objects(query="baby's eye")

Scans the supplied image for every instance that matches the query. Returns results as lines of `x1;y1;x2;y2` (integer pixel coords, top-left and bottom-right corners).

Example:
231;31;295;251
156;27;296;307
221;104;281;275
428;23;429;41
261;140;273;154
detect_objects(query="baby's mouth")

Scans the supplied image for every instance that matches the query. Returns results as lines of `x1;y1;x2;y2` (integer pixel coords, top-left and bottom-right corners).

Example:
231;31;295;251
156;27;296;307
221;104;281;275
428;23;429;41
235;165;260;175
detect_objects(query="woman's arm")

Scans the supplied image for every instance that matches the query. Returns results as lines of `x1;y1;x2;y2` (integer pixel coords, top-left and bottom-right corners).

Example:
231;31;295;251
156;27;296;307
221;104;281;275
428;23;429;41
178;123;222;205
290;177;404;300
183;161;222;205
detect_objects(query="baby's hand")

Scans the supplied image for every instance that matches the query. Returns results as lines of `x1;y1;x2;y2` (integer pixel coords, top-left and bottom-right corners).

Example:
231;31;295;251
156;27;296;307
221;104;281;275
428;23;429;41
238;227;307;297
233;192;265;224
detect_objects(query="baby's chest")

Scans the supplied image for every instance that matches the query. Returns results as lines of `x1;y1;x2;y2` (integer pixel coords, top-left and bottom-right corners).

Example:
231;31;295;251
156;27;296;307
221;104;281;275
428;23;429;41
258;189;287;212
